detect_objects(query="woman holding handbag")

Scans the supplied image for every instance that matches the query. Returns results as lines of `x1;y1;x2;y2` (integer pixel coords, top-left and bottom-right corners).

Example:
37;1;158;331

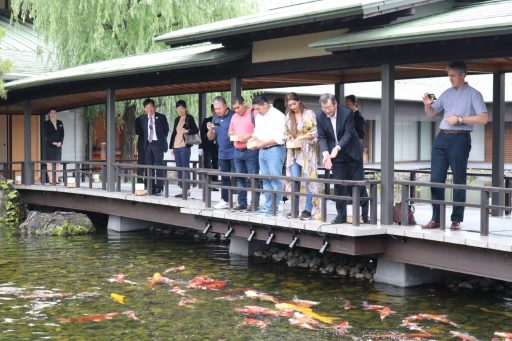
169;100;199;197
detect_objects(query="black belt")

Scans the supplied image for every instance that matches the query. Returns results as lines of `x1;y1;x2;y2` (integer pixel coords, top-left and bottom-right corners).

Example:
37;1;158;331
262;144;282;150
441;129;470;135
236;148;247;152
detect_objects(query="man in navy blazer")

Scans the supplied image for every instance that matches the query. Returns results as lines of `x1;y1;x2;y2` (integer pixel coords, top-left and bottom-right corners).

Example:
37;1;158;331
317;93;365;224
140;98;169;195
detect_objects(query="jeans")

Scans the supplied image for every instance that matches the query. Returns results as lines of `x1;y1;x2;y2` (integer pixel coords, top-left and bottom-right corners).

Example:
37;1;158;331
218;158;235;202
430;132;471;222
290;161;313;213
234;149;260;208
259;146;286;212
174;147;191;190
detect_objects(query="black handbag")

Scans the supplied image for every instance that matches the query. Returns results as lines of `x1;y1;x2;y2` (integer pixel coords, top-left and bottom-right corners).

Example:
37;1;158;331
184;133;201;145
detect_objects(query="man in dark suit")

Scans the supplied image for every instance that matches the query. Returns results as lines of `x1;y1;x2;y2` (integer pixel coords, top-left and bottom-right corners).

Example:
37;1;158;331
140;98;169;196
317;93;364;224
135;113;146;184
199;104;219;183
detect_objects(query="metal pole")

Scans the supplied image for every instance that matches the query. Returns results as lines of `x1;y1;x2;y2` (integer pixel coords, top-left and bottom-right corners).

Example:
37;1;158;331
106;88;116;192
334;82;345;103
380;64;395;224
23;100;32;185
491;72;505;216
230;77;242;101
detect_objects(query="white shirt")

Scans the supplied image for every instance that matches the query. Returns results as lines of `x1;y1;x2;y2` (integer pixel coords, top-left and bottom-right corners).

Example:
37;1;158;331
147;114;157;141
322;110;338;158
253;106;285;145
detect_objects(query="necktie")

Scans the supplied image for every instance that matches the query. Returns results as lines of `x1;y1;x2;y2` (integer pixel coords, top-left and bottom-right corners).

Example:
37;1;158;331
149;116;155;142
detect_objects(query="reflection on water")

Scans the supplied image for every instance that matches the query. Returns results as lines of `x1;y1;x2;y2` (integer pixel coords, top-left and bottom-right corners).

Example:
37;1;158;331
0;230;511;340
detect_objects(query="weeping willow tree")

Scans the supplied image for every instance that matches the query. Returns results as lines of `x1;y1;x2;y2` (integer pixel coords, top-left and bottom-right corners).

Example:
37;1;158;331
10;0;257;160
0;28;12;98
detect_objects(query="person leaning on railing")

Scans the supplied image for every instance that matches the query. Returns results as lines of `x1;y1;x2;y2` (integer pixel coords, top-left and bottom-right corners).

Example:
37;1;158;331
421;61;488;231
283;92;319;221
249;95;286;217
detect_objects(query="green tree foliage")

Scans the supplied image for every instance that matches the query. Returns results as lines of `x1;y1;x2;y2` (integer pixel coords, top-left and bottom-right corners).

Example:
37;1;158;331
0;28;12;98
10;0;257;159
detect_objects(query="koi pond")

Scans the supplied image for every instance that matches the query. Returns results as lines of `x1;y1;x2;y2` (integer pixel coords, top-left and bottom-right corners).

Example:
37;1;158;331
0;230;511;340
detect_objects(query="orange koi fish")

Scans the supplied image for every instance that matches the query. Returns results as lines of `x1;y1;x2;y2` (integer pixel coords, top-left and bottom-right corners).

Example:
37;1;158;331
449;331;478;341
401;319;428;333
333;321;351;336
276;303;336;324
188;275;226;290
235;305;291;317
59;312;119;323
239;318;269;329
404;313;459;327
362;302;395;321
163;265;186;274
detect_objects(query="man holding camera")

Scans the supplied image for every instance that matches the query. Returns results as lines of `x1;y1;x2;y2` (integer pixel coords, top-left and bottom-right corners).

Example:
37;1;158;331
207;96;235;209
422;61;488;230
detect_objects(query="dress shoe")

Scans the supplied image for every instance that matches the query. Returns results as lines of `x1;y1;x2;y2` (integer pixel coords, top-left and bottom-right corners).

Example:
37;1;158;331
450;221;461;230
421;220;440;229
331;216;347;224
362;215;370;224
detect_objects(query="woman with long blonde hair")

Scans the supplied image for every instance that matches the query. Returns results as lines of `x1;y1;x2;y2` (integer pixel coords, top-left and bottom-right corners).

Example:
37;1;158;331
283;92;319;220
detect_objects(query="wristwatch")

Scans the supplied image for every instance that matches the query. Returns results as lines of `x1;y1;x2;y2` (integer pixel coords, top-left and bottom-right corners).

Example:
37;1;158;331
457;115;464;124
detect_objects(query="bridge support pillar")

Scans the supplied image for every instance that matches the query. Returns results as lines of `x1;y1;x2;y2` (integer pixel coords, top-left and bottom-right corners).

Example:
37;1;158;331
229;236;266;257
107;215;151;232
374;259;445;287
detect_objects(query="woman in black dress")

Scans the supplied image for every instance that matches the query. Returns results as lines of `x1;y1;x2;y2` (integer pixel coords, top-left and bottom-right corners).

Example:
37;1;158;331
44;108;64;183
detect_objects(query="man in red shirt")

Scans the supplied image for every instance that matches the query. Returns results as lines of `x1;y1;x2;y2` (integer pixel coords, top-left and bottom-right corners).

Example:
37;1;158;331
228;96;260;211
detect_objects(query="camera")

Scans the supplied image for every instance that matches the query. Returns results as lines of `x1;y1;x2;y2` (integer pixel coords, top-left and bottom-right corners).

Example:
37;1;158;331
213;122;221;127
428;94;437;102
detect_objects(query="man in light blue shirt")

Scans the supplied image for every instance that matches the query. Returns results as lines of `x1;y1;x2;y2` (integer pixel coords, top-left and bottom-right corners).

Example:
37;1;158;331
421;61;488;230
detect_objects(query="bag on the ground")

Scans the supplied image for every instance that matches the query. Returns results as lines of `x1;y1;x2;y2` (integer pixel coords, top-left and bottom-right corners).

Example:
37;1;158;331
184;133;202;145
392;202;416;225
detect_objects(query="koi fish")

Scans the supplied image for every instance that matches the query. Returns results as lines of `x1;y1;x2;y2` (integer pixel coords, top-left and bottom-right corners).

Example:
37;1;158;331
188;275;226;290
372;333;433;340
343;300;356;310
108;273;137;285
214;295;244;301
163;265;185;274
148;272;174;285
239;317;269;329
449;331;479;341
288;312;325;330
244;290;278;303
235;305;292;317
362;302;395;320
59;312;119;323
290;298;319;308
111;293;125;304
401;319;428;333
123;310;141;321
404;313;459;327
21;291;72;299
333;321;351;336
178;296;197;306
0;287;25;295
170;286;187;296
275;303;336;324
494;332;512;340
